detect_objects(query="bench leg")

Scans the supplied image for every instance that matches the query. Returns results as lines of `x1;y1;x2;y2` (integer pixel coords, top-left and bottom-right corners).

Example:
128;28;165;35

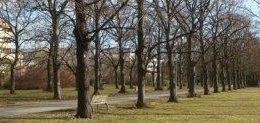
91;105;94;113
105;103;109;111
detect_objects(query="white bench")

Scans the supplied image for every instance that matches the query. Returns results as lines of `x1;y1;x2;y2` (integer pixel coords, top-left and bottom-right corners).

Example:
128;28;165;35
91;95;109;112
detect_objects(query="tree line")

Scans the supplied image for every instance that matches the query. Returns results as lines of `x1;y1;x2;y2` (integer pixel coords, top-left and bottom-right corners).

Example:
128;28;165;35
0;0;260;118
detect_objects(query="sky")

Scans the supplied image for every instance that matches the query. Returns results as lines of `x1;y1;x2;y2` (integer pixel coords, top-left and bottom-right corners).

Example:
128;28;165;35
242;0;260;34
245;0;259;15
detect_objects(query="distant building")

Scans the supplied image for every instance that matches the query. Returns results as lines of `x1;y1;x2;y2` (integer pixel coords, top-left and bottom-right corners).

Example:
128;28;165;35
0;19;13;62
0;19;24;85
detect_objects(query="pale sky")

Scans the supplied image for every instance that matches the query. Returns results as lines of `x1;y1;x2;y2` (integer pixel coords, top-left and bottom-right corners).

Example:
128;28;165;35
242;0;260;34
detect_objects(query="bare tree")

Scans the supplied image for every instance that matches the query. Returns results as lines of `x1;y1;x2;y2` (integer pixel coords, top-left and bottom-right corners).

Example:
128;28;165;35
153;0;179;102
35;0;69;99
135;0;145;108
74;0;92;118
0;0;38;94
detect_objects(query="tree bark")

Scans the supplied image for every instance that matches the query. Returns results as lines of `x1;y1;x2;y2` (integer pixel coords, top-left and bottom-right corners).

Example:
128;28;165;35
93;37;101;95
186;34;196;97
223;37;231;91
155;40;162;90
46;48;53;92
9;65;16;94
74;0;92;118
177;61;182;89
236;69;241;89
232;62;237;90
177;46;183;89
52;17;61;100
118;36;126;94
198;10;209;95
114;69;119;89
10;36;19;94
201;58;209;95
225;64;231;91
152;66;155;87
212;42;219;93
220;62;225;92
129;67;134;89
166;44;178;102
135;0;145;108
94;6;101;95
242;72;247;88
164;8;178;101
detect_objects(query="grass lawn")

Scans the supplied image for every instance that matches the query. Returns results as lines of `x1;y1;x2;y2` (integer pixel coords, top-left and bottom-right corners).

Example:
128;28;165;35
0;84;158;106
1;87;260;123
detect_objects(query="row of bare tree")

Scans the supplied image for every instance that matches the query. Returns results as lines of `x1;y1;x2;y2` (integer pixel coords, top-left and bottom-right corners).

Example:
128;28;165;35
0;0;260;118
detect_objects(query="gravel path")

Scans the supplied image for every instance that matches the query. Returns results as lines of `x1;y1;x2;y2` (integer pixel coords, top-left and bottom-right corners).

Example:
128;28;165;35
0;89;203;118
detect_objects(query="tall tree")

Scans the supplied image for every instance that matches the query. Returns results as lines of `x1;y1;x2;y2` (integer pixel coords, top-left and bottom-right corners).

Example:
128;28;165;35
74;0;92;118
0;0;37;94
155;28;163;90
135;0;145;108
198;0;210;95
172;0;201;97
35;0;69;99
93;1;102;95
153;0;178;102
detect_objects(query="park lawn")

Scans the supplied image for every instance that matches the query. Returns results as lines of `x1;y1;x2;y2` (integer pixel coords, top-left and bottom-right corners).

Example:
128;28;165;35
0;84;158;106
1;88;260;123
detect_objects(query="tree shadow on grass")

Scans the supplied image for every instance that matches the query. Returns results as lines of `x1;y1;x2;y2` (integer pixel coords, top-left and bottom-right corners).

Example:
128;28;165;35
0;117;72;120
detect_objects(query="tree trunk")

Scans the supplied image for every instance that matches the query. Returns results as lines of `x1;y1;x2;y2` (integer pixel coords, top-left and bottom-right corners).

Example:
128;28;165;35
177;47;183;89
198;15;209;95
212;43;219;93
223;38;231;91
118;37;126;94
75;37;92;118
220;63;225;92
201;60;209;95
236;69;241;89
114;69;119;89
74;0;92;118
53;65;61;99
10;37;19;94
242;73;247;88
135;0;145;108
232;62;237;90
46;49;53;92
52;18;61;100
94;42;101;95
10;65;16;94
177;61;183;89
152;67;155;87
155;41;162;90
129;67;134;89
225;64;231;91
186;35;196;97
199;41;209;95
161;61;165;86
94;6;101;95
165;10;178;101
166;44;178;102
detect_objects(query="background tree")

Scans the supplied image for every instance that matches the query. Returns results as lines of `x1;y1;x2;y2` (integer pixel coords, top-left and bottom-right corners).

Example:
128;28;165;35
35;0;69;99
135;0;145;108
0;0;38;94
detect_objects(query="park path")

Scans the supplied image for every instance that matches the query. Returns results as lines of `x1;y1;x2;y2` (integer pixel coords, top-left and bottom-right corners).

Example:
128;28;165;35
0;89;203;118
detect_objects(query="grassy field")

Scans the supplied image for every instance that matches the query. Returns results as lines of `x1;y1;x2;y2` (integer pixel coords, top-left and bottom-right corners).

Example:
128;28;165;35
1;87;260;123
0;84;158;106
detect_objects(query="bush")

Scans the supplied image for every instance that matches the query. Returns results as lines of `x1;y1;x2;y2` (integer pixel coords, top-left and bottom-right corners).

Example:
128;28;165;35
4;66;75;90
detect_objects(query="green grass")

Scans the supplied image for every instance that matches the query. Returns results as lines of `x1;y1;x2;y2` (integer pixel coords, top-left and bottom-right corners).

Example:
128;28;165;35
1;87;260;123
0;84;158;106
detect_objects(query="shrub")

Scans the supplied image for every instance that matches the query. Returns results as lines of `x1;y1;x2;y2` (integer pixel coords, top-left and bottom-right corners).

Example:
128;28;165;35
4;66;75;90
